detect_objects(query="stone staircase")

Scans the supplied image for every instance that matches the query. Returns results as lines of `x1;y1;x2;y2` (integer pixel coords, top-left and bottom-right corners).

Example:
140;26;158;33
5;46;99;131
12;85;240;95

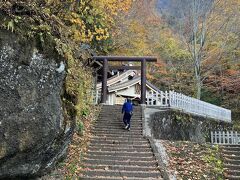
80;105;163;179
221;145;240;180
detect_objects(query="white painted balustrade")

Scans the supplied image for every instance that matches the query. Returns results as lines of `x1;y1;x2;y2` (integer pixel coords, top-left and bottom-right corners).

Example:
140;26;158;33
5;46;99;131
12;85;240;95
146;90;231;122
211;131;240;144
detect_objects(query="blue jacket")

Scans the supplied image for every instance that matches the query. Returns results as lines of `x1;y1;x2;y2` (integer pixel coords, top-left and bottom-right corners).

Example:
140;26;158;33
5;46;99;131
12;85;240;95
122;102;133;114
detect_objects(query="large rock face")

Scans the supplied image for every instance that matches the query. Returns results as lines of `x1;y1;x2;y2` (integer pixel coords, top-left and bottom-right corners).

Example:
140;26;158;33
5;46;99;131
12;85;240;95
0;29;73;178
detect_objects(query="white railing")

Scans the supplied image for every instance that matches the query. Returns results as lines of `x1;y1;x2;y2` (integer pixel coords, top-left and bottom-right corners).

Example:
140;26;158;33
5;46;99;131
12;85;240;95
211;131;240;144
92;89;101;105
146;90;169;106
146;90;231;122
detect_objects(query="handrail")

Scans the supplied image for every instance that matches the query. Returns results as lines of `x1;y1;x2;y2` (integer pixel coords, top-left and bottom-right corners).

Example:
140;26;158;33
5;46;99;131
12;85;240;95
146;90;231;122
211;131;239;144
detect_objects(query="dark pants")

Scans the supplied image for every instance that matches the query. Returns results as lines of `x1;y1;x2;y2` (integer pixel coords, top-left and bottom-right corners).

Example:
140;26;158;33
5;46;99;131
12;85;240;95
123;112;132;128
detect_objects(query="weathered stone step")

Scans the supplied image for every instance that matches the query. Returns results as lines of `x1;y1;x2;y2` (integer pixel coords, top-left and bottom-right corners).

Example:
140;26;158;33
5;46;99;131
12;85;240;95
92;134;143;138
86;150;153;157
88;143;150;149
98;114;142;118
93;122;142;128
222;146;240;151
222;150;240;156
101;105;141;110
222;145;240;148
96;120;142;123
83;164;158;171
90;136;147;142
100;110;142;113
93;125;142;129
98;115;142;118
225;170;240;176
224;164;240;171
79;176;122;180
93;129;142;133
224;159;240;165
89;139;149;146
87;146;151;153
92;127;142;132
93;129;142;134
223;154;240;160
98;115;142;120
224;175;240;180
80;176;161;180
83;159;158;167
94;123;141;126
93;133;143;138
81;169;161;178
84;154;155;161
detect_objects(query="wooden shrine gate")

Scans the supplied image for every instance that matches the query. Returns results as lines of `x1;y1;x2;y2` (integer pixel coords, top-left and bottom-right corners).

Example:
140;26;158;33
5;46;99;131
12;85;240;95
93;56;157;104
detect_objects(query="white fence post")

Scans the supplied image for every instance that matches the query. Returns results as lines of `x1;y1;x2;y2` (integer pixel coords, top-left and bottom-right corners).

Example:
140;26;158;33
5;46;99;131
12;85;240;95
227;131;230;144
211;131;214;144
223;131;225;144
211;131;240;145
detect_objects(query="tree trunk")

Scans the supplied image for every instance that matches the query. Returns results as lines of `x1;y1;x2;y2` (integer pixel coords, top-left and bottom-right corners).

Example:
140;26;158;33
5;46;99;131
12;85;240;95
196;76;201;99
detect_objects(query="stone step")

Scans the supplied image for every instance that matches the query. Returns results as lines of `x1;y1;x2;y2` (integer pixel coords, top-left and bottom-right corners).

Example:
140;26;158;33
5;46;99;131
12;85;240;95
84;154;155;162
223;154;240;160
98;115;142;118
95;123;142;127
81;169;161;178
86;150;153;157
222;146;240;151
224;159;240;165
99;111;141;114
80;176;161;180
222;150;240;156
79;176;123;180
83;159;158;167
224;164;240;171
98;114;142;118
93;129;142;133
92;132;143;137
92;129;143;134
221;145;240;148
91;134;144;138
92;127;143;131
87;146;152;153
96;119;142;123
98;114;142;121
83;164;158;172
225;170;240;176
94;123;142;127
89;139;149;146
101;105;141;110
90;136;147;142
224;175;240;180
88;143;150;149
94;122;142;125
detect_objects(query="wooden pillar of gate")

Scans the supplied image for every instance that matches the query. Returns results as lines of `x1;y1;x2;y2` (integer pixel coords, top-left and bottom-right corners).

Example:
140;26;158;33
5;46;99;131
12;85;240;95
101;58;108;103
141;59;146;104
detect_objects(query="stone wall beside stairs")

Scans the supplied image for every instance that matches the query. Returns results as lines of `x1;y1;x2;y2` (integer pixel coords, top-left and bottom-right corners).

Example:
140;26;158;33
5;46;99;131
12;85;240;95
144;107;232;143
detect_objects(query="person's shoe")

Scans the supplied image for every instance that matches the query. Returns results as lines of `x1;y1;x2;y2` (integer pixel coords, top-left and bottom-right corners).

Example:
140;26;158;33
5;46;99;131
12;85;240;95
125;124;129;129
127;127;130;131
